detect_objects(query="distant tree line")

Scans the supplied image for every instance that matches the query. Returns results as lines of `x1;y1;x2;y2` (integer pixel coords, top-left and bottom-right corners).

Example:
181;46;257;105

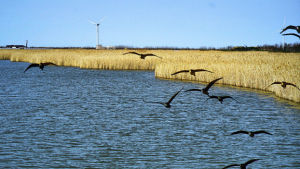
1;43;299;52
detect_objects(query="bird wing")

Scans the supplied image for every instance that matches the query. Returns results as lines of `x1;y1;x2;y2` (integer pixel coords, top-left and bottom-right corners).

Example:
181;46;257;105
280;25;297;34
24;63;39;73
142;99;164;105
193;69;214;73
285;82;300;91
205;95;218;102
166;87;183;104
231;130;249;135
203;77;223;91
244;159;260;166
222;164;239;169
282;33;300;39
266;81;281;88
171;70;189;75
253;130;272;135
144;53;162;59
42;62;56;66
184;88;202;92
123;52;141;56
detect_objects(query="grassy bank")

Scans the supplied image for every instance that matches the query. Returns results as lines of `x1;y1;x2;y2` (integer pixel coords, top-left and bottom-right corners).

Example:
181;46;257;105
0;49;299;103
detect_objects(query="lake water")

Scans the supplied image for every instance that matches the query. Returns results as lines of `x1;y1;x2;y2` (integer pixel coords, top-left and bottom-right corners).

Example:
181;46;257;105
0;60;299;168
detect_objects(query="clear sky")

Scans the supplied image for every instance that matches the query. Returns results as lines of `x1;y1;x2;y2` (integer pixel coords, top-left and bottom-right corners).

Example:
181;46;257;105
1;0;299;48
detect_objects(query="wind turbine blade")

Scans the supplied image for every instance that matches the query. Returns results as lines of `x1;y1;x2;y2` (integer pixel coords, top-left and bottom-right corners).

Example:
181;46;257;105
88;20;97;25
98;17;105;24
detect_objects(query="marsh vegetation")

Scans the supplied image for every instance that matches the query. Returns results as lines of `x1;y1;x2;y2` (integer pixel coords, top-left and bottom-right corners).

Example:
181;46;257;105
0;49;299;102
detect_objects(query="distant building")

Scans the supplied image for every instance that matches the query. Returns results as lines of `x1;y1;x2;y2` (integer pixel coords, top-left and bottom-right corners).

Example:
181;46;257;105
6;45;26;49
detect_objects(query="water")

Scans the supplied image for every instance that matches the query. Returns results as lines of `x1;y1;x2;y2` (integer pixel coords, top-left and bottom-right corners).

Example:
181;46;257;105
0;60;299;168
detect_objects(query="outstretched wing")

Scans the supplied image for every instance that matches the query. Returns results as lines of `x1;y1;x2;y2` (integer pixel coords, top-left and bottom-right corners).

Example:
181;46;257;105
285;82;300;91
24;63;39;73
222;164;239;169
253;130;272;135
244;159;260;166
142;99;164;105
280;25;297;34
203;77;223;91
166;87;183;104
42;62;56;66
193;69;214;73
230;130;249;135
282;33;300;39
144;53;162;59
171;70;189;75
184;88;202;92
266;81;281;88
123;52;141;56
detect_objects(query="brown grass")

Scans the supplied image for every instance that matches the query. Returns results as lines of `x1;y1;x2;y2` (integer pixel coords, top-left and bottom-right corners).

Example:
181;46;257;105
0;49;299;102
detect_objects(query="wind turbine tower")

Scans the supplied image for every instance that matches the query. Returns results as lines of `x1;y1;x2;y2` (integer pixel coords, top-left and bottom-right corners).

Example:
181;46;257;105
89;18;104;49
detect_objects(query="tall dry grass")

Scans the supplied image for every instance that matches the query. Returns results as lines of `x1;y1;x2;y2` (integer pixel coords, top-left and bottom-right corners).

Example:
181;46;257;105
0;49;299;102
0;49;162;70
154;50;300;103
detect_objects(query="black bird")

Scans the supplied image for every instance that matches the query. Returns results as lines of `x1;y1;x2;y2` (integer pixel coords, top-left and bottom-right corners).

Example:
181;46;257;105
143;87;183;108
206;95;239;104
123;51;162;59
280;25;300;34
24;62;56;73
266;81;300;91
230;130;272;137
282;33;300;39
223;159;260;169
185;77;223;96
171;69;213;76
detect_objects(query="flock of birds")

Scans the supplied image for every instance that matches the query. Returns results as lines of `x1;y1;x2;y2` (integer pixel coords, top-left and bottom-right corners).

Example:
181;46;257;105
23;62;299;169
21;26;300;168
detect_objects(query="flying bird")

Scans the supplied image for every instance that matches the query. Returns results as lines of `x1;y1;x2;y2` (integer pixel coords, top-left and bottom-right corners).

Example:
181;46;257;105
282;33;300;39
206;95;239;104
24;62;56;73
230;130;272;137
123;51;162;59
266;81;300;91
171;69;214;76
185;77;223;96
143;87;183;108
280;25;300;34
223;159;260;169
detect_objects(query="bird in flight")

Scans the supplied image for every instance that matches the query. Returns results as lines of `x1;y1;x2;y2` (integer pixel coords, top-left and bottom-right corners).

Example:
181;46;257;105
282;33;300;39
123;51;162;59
230;130;272;137
266;81;300;91
24;62;56;73
223;159;260;169
206;95;239;104
143;87;183;108
280;25;300;34
185;77;223;96
171;69;214;76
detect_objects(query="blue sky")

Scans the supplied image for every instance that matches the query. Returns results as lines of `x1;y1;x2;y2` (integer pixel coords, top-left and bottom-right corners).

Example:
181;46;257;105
0;0;299;48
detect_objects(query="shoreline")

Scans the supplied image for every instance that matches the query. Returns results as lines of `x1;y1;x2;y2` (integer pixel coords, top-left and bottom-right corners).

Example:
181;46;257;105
1;49;299;103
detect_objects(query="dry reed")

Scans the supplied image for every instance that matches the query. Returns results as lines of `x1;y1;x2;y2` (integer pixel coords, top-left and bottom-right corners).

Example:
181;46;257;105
0;49;299;102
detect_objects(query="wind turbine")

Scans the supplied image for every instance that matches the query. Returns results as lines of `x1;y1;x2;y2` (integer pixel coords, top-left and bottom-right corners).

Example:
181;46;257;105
89;17;105;49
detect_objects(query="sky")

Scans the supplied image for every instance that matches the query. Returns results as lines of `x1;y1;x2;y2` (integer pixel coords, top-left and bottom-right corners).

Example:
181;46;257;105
0;0;299;48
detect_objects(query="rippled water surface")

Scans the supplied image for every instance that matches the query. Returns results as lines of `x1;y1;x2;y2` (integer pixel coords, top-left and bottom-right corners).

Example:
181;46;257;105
0;60;300;168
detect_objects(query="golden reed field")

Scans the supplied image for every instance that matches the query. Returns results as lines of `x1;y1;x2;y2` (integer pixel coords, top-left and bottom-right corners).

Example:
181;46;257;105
0;49;299;103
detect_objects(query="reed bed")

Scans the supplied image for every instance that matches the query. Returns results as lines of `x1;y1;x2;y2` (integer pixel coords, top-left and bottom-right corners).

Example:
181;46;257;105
0;49;162;70
155;50;300;103
0;49;299;102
